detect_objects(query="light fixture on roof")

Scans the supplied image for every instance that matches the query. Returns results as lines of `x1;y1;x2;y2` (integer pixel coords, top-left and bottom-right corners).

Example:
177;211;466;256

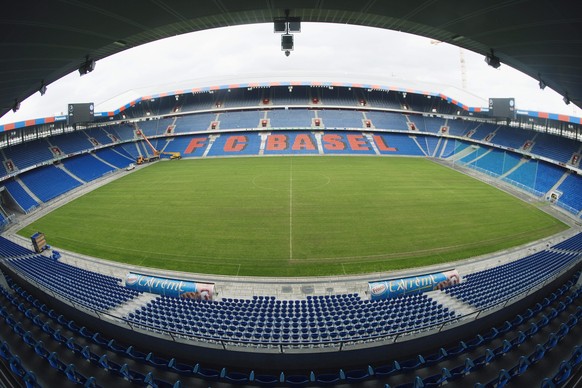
485;49;501;69
12;99;20;113
274;9;300;57
563;93;570;105
281;34;294;57
274;20;286;33
39;81;47;96
79;55;96;76
538;74;546;90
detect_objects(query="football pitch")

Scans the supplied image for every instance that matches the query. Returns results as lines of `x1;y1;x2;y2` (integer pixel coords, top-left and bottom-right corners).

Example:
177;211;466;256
18;156;567;276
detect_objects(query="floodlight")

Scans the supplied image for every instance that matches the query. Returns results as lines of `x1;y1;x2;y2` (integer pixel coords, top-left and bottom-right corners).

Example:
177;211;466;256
274;19;286;33
273;10;301;55
79;56;96;76
281;34;294;51
12;99;20;113
39;81;47;96
538;73;546;90
288;17;301;32
485;50;500;69
563;93;570;105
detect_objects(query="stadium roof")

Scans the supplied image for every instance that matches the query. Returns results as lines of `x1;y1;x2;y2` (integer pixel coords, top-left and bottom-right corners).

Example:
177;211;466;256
2;1;581;119
96;73;488;110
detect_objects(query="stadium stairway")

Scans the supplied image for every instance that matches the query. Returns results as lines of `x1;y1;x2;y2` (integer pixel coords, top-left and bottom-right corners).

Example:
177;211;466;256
90;153;118;171
499;157;529;180
547;171;572;196
54;164;85;185
446;145;477;162
427;290;477;317
409;136;428;156
107;293;159;319
14;177;42;205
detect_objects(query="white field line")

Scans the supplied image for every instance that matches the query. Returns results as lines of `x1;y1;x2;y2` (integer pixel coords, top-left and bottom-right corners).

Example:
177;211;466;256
289;157;293;260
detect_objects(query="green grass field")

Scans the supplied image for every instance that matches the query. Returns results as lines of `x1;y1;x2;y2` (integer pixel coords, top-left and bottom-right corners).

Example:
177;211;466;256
18;156;567;276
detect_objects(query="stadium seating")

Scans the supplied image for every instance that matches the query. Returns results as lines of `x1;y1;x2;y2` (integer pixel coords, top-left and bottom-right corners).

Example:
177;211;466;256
93;147;134;169
83;127;115;146
532;133;581;164
373;133;425;155
2;233;580;352
1;259;579;387
320;132;376;155
3;254;140;312
316;110;365;128
467;122;499;141
136;117;175;137
261;131;320;155
460;147;522;177
488;125;533;150
216;111;263;130
365;111;409;130
176;93;216;112
61;154;116;182
2;139;54;171
103;123;135;142
503;159;565;196
268;109;314;127
51;131;94;155
364;91;402;110
126;292;457;345
444;249;579;309
17;165;82;203
556;173;582;214
116;143;142;160
416;135;441;156
440;139;471;158
2;179;39;213
445;119;475;137
317;88;359;107
553;230;582;251
205;133;263;156
173;113;215;133
270;88;310;106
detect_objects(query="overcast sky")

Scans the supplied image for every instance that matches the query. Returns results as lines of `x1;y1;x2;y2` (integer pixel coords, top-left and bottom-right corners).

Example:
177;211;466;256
1;22;580;125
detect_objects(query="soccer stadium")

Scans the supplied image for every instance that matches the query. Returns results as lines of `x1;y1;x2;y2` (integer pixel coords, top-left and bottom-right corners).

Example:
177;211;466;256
0;3;581;388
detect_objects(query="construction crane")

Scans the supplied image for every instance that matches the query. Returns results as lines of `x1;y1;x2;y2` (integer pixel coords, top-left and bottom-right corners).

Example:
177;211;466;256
430;40;467;90
135;128;181;164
